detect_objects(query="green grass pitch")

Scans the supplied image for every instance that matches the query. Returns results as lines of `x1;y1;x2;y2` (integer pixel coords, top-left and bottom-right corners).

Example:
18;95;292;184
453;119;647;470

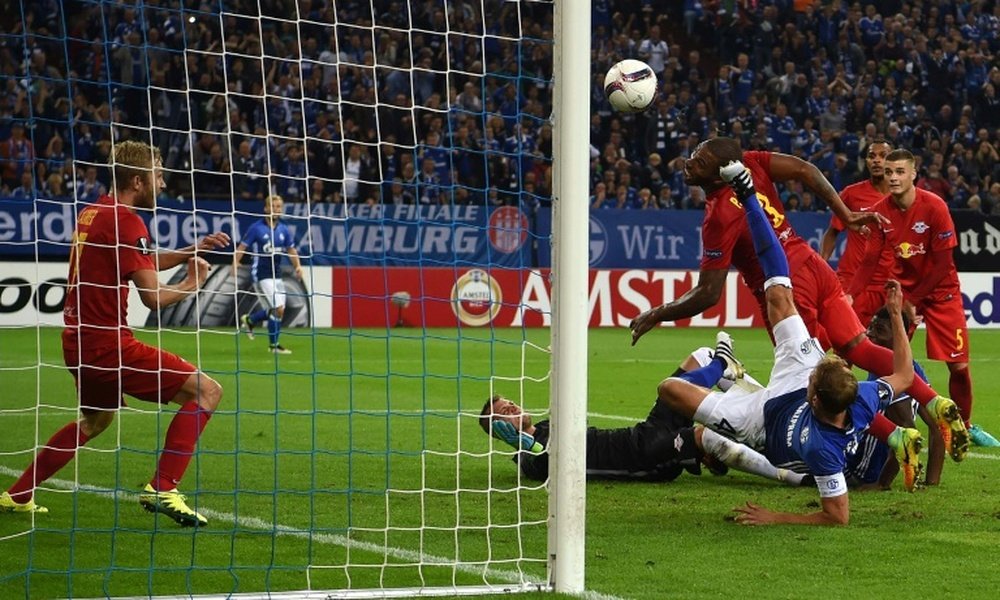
1;325;999;599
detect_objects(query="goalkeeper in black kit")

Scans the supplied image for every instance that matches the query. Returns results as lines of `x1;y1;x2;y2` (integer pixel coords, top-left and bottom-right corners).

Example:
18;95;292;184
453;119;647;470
480;346;811;487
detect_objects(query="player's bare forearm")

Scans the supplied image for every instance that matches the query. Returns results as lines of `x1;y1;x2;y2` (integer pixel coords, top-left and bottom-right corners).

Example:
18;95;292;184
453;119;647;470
885;281;914;391
134;259;208;310
288;247;304;276
155;248;191;271
156;232;231;271
732;495;849;526
629;269;724;345
820;227;838;261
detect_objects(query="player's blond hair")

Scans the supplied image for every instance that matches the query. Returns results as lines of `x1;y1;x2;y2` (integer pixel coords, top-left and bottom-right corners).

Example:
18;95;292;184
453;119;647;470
265;194;283;209
811;355;858;415
110;141;161;191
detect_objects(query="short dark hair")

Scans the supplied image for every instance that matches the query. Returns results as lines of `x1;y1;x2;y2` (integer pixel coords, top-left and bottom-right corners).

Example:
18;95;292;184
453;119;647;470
867;139;892;152
704;136;743;164
478;395;502;434
872;306;911;332
885;148;915;164
812;355;858;415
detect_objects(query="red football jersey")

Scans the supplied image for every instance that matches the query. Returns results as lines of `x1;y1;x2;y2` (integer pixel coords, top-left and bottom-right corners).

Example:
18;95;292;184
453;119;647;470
700;151;811;294
864;188;959;299
829;179;888;289
63;195;155;337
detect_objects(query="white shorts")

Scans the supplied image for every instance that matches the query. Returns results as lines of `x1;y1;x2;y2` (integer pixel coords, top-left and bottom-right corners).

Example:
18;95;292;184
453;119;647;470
694;316;824;450
255;278;287;310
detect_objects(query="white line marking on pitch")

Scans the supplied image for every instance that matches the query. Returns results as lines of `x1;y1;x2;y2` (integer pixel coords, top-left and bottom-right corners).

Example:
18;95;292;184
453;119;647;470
0;465;632;600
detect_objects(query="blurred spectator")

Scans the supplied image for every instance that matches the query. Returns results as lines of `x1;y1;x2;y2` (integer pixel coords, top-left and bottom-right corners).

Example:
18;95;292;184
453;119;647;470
917;163;949;200
1;123;34;189
10;172;35;201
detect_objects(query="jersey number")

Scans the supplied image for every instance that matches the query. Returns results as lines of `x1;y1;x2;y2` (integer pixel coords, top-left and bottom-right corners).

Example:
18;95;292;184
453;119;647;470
729;192;785;228
713;418;738;438
67;231;89;288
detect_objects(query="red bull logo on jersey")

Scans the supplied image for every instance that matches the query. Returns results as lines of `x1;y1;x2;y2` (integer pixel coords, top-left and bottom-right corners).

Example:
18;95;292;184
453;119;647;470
895;242;926;259
911;221;929;234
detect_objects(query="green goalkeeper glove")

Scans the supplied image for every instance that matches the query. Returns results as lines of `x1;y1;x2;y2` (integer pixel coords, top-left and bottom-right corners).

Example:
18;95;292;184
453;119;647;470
492;421;544;453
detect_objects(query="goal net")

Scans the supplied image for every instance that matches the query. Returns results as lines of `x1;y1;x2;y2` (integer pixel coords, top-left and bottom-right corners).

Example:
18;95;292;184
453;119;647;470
0;0;589;597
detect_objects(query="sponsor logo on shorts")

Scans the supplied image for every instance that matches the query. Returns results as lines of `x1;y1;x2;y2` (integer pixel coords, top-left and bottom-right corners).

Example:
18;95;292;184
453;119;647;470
674;435;684;452
827;478;839;490
912;221;929;234
705;249;723;259
800;340;813;354
949;351;964;358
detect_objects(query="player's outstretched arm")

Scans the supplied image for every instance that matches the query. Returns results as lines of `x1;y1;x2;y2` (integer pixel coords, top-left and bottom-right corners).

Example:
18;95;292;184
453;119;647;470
820;226;840;261
767;153;882;230
879;281;914;395
287;246;304;279
231;242;248;277
629;268;727;345
133;257;209;310
156;232;231;271
733;492;849;526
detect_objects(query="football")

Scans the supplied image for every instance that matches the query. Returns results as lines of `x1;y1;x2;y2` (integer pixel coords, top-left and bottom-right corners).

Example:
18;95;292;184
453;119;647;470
604;59;657;113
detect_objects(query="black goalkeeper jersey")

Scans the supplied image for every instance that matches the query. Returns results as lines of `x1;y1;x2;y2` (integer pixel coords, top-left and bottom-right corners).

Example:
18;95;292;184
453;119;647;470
515;402;700;482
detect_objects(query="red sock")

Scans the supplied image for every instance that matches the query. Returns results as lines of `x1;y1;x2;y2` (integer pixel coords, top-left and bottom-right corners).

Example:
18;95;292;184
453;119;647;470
151;401;212;491
842;338;936;404
948;366;973;426
867;413;897;443
7;421;90;503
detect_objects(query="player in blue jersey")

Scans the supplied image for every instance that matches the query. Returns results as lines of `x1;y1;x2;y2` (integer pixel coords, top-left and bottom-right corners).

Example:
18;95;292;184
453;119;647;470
654;160;926;525
481;347;810;487
851;307;945;489
232;194;303;354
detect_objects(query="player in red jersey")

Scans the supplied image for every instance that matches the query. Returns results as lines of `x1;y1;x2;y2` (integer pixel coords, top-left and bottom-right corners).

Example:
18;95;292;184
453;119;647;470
0;141;231;525
628;137;968;475
850;149;1000;448
820;140;891;326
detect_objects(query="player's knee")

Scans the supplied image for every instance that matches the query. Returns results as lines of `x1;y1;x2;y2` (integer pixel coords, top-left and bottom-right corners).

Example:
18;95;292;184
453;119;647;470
681;347;713;371
199;375;223;412
81;410;115;438
275;305;285;319
657;377;683;406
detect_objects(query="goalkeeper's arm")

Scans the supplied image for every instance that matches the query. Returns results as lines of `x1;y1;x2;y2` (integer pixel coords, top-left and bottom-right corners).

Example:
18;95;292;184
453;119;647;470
492;421;544;454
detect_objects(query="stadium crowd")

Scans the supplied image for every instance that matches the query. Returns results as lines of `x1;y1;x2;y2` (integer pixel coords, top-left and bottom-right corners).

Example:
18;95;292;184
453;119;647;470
1;0;998;215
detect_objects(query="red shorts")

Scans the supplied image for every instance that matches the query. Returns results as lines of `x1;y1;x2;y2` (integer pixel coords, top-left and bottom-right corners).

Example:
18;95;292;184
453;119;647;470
788;249;865;351
62;331;195;411
920;293;969;362
851;288;887;328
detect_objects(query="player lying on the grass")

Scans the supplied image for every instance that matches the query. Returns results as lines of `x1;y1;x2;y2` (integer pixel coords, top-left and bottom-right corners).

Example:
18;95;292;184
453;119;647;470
656;161;922;526
630;136;969;472
480;347;808;487
0;141;227;527
857;307;946;489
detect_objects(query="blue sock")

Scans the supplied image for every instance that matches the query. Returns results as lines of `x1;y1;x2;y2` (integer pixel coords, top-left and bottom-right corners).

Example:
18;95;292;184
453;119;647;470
740;191;789;280
250;308;269;325
676;357;726;388
268;316;280;346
